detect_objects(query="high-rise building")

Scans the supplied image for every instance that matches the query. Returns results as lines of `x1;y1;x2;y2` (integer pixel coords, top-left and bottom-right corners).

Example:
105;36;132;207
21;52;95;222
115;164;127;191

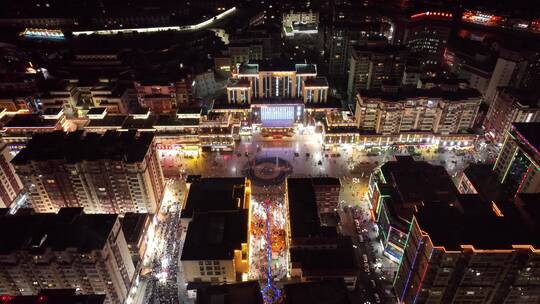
227;60;328;104
405;11;453;71
12;131;164;214
0;139;23;208
355;88;481;135
347;43;408;100
484;87;540;142
0;208;135;304
494;123;540;195
368;156;540;304
484;49;530;103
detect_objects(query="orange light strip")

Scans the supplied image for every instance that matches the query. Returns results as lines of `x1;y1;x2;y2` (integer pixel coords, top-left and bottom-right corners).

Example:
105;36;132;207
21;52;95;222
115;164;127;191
491;201;504;217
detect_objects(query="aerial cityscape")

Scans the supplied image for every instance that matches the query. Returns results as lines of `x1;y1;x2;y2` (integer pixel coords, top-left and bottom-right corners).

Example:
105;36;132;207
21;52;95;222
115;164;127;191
0;0;539;303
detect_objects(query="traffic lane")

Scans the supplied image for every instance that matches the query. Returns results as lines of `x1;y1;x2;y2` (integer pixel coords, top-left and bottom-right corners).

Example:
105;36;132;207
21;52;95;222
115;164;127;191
339;208;382;304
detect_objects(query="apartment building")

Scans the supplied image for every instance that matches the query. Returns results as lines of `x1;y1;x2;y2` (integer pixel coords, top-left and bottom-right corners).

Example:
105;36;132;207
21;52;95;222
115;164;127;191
484;87;540;142
12;131;164;214
347;44;408;100
0;208;135;304
368;157;540;304
493;123;540;196
355;88;481;135
0;139;23;208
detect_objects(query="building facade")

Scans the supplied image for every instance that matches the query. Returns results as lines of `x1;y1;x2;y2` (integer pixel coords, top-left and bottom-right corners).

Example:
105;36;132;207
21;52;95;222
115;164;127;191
405;12;452;71
494;123;540;195
227;60;328;104
347;44;408;100
12;131;164;214
355;88;481;135
0;139;23;208
484;87;540;142
0;208;136;304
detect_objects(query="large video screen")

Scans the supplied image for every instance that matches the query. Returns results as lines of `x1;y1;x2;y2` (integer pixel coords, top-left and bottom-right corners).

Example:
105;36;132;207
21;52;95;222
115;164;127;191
261;106;294;127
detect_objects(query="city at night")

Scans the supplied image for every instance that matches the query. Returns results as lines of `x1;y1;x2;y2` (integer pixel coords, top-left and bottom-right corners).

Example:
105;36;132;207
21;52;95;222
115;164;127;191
0;0;539;303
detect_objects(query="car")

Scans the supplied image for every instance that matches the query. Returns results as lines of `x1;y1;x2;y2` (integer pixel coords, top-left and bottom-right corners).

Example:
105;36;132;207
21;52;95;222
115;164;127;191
306;153;310;157
294;152;299;157
374;293;381;303
244;152;249;157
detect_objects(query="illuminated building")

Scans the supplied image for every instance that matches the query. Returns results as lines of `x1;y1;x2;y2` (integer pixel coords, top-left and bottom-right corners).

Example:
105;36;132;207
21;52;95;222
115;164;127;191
406;11;452;70
484;87;540;142
368;156;459;262
0;91;35;113
370;157;540;303
355;87;481;136
0;109;67;146
19;28;64;40
228;60;327;104
0;139;23;208
180;177;251;283
121;213;152;266
134;73;193;114
322;109;359;148
484;49;528;103
198;112;236;151
494;123;540;196
0;208;135;304
12;131;164;214
347;43;408;100
285;178;358;290
282;10;319;38
180;210;249;283
228;43;263;67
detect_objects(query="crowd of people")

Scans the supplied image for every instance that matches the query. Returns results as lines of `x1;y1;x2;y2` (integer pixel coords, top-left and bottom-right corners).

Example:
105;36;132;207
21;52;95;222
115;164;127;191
248;190;289;282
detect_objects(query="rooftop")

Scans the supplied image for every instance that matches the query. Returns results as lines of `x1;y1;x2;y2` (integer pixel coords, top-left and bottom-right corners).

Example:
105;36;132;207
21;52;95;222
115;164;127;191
87;107;107;115
12;130;154;164
121;213;150;245
290;237;356;274
182;177;246;219
380;156;459;217
3;114;59;129
512;123;540;153
283;279;350;304
304;77;328;87
181;210;248;260
0;208;117;254
358;87;482;101
196;281;263;304
287;178;338;239
499;87;540;108
379;157;540;250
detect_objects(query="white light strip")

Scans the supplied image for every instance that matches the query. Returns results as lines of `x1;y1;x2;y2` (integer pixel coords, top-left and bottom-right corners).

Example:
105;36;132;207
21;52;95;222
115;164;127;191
73;7;236;36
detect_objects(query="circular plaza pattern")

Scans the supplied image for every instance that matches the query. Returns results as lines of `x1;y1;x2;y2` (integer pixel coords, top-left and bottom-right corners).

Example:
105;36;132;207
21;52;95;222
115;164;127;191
243;157;293;185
